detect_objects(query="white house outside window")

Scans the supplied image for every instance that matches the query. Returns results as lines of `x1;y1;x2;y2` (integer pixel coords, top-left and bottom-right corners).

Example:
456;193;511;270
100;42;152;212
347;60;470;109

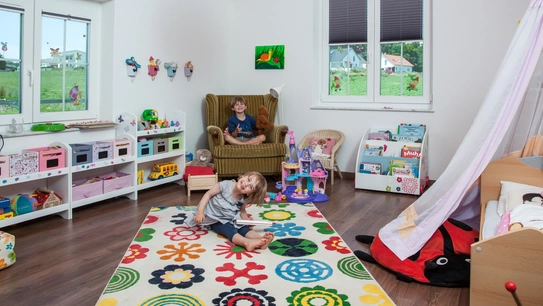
320;0;432;111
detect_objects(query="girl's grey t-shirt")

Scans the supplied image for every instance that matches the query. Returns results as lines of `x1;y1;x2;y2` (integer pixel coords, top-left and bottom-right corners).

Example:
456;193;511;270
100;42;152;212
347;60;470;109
185;180;245;227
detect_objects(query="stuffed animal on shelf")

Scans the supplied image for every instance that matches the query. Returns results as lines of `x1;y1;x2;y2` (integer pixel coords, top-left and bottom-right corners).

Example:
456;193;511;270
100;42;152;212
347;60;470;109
191;149;213;168
256;105;274;136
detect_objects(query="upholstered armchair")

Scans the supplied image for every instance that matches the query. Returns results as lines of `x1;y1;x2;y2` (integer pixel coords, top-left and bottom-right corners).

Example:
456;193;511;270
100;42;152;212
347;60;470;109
205;94;289;178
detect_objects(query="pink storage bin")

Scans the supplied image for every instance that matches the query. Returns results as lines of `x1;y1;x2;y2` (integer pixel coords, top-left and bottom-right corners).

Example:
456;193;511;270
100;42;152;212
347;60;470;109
72;177;103;201
99;172;133;194
24;146;66;172
9;152;38;177
0;155;9;178
104;138;133;159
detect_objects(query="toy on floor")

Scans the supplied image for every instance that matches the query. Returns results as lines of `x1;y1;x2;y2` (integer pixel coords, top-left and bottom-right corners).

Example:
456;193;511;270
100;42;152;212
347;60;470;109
281;134;329;203
354;219;478;287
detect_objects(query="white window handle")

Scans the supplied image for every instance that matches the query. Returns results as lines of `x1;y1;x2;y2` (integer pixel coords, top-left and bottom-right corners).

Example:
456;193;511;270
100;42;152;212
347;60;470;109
27;69;33;87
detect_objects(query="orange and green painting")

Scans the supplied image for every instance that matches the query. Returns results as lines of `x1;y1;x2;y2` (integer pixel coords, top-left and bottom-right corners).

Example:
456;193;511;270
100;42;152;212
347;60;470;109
255;45;285;70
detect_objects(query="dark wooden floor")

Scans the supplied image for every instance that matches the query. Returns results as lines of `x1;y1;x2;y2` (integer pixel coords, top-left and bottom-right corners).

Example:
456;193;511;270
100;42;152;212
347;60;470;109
0;176;469;306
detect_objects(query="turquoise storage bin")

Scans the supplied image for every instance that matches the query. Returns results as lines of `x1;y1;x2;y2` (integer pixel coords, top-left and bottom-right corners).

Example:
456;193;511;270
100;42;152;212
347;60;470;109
137;140;154;157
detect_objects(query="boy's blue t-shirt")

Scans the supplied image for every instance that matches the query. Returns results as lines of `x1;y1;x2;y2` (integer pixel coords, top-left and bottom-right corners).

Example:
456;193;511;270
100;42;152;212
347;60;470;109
228;114;256;139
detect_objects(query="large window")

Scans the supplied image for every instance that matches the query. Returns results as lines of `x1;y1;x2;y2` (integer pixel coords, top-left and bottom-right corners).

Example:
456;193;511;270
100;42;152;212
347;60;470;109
0;0;99;125
321;0;432;111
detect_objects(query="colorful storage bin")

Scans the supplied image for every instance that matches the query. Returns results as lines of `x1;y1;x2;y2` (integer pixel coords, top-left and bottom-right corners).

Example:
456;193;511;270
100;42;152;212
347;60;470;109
70;143;93;166
24;146;66;172
104;138;133;159
99;172;133;194
154;138;169;155
92;141;114;162
72;177;103;202
168;136;183;152
0;155;9;178
9;152;39;177
138;140;154;157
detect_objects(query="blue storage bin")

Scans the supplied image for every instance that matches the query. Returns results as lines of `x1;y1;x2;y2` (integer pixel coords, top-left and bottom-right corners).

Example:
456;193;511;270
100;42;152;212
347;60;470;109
138;140;154;157
70;143;93;166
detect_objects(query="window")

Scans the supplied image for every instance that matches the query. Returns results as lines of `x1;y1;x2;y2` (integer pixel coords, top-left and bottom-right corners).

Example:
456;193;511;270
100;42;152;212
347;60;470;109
320;0;432;111
0;0;99;125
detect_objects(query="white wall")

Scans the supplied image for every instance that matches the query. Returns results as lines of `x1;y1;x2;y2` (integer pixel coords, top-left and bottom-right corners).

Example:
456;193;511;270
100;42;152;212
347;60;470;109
18;0;529;180
227;0;529;179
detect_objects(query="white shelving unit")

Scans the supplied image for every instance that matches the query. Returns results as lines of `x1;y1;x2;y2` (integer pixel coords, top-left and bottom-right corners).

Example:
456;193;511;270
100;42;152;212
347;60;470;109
0;142;71;228
115;110;186;193
0;110;186;229
355;127;429;195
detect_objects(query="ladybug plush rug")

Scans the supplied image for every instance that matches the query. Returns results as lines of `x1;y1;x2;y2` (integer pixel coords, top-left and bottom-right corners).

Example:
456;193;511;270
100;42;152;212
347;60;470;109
97;203;395;305
354;219;479;287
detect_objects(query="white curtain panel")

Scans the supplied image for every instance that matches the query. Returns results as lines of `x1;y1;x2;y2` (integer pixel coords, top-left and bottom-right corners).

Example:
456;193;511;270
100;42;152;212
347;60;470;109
379;0;543;260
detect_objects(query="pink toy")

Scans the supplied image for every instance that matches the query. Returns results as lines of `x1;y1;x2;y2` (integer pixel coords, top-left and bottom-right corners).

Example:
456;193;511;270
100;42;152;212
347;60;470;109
286;130;297;163
274;192;282;202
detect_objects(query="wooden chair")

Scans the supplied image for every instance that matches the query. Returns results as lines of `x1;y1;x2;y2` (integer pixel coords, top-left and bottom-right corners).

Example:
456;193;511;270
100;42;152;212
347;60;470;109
298;130;345;185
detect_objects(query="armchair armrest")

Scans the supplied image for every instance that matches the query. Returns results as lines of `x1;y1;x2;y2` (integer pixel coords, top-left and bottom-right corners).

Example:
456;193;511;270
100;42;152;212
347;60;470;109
207;125;225;151
267;124;289;144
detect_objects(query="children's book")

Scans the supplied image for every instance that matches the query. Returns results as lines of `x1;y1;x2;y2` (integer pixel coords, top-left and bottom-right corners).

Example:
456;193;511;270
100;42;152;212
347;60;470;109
368;132;390;141
401;146;421;159
359;162;382;175
398;123;426;136
363;148;381;156
391;134;423;143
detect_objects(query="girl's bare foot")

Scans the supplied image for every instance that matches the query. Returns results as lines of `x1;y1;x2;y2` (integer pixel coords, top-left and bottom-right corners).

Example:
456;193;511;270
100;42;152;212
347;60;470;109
244;237;267;251
261;232;275;249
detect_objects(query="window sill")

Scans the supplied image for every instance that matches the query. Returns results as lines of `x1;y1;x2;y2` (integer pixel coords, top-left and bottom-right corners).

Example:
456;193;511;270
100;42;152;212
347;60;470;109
310;104;434;113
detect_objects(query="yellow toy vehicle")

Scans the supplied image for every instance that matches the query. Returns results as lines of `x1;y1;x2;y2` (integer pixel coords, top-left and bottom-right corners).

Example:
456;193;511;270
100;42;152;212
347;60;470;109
149;162;179;180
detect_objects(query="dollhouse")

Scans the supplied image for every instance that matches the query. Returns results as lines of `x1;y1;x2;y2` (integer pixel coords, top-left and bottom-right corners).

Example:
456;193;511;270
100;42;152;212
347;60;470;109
281;146;329;203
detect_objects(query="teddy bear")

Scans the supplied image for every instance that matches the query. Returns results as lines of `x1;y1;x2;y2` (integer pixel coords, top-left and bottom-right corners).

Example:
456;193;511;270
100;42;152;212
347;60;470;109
190;149;214;167
256;105;274;136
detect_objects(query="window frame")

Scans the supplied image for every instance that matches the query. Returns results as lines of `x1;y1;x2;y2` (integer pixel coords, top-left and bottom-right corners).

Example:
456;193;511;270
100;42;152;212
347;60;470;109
317;0;433;112
32;0;99;123
0;0;99;126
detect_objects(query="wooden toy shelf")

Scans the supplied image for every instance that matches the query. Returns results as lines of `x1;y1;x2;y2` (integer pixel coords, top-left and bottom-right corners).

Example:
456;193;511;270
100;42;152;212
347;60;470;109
354;127;429;195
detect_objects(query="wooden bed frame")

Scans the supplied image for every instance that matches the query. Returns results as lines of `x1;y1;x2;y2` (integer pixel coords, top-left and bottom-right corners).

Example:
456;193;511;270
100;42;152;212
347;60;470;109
471;155;543;306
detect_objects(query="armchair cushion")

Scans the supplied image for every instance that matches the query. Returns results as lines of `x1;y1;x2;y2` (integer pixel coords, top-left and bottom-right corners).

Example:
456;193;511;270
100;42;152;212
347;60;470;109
309;136;336;156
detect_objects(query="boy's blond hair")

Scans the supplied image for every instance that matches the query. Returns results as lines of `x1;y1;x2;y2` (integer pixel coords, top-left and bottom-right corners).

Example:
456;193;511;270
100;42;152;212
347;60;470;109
230;96;247;108
239;171;267;206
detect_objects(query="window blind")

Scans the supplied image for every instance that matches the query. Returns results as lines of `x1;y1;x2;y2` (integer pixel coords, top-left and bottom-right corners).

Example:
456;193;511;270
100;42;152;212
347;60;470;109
329;0;367;44
381;0;423;42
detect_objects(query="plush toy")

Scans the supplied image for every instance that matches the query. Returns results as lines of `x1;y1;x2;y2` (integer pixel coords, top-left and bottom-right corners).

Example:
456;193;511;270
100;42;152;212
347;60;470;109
191;149;213;167
354;219;479;287
256;105;274;136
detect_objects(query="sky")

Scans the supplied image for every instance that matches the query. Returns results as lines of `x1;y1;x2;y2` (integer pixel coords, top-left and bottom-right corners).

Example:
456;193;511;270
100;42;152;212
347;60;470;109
0;9;87;61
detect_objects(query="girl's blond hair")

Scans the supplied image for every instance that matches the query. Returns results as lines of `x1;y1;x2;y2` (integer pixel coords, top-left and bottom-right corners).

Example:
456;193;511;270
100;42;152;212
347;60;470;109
239;171;267;206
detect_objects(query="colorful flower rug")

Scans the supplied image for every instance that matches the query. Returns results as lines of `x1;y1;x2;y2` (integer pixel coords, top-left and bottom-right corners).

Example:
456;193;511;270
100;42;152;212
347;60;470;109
96;203;395;306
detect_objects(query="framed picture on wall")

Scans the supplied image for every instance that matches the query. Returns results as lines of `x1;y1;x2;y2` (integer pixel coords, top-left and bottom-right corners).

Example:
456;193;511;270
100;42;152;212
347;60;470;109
255;45;284;70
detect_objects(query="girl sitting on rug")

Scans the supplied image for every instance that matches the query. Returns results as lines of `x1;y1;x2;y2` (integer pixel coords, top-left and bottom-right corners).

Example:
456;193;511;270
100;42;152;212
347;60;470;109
185;171;274;251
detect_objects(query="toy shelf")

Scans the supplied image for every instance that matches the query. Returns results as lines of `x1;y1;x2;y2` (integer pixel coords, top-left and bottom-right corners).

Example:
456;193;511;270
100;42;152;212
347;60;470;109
0;203;70;228
71;155;136;173
115;110;186;194
354;127;429;195
0;142;72;229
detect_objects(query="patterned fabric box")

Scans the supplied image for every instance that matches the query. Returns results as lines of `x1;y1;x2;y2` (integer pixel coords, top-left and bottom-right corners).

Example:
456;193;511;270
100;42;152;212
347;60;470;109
0;231;16;270
9;152;39;177
92;141;114;162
